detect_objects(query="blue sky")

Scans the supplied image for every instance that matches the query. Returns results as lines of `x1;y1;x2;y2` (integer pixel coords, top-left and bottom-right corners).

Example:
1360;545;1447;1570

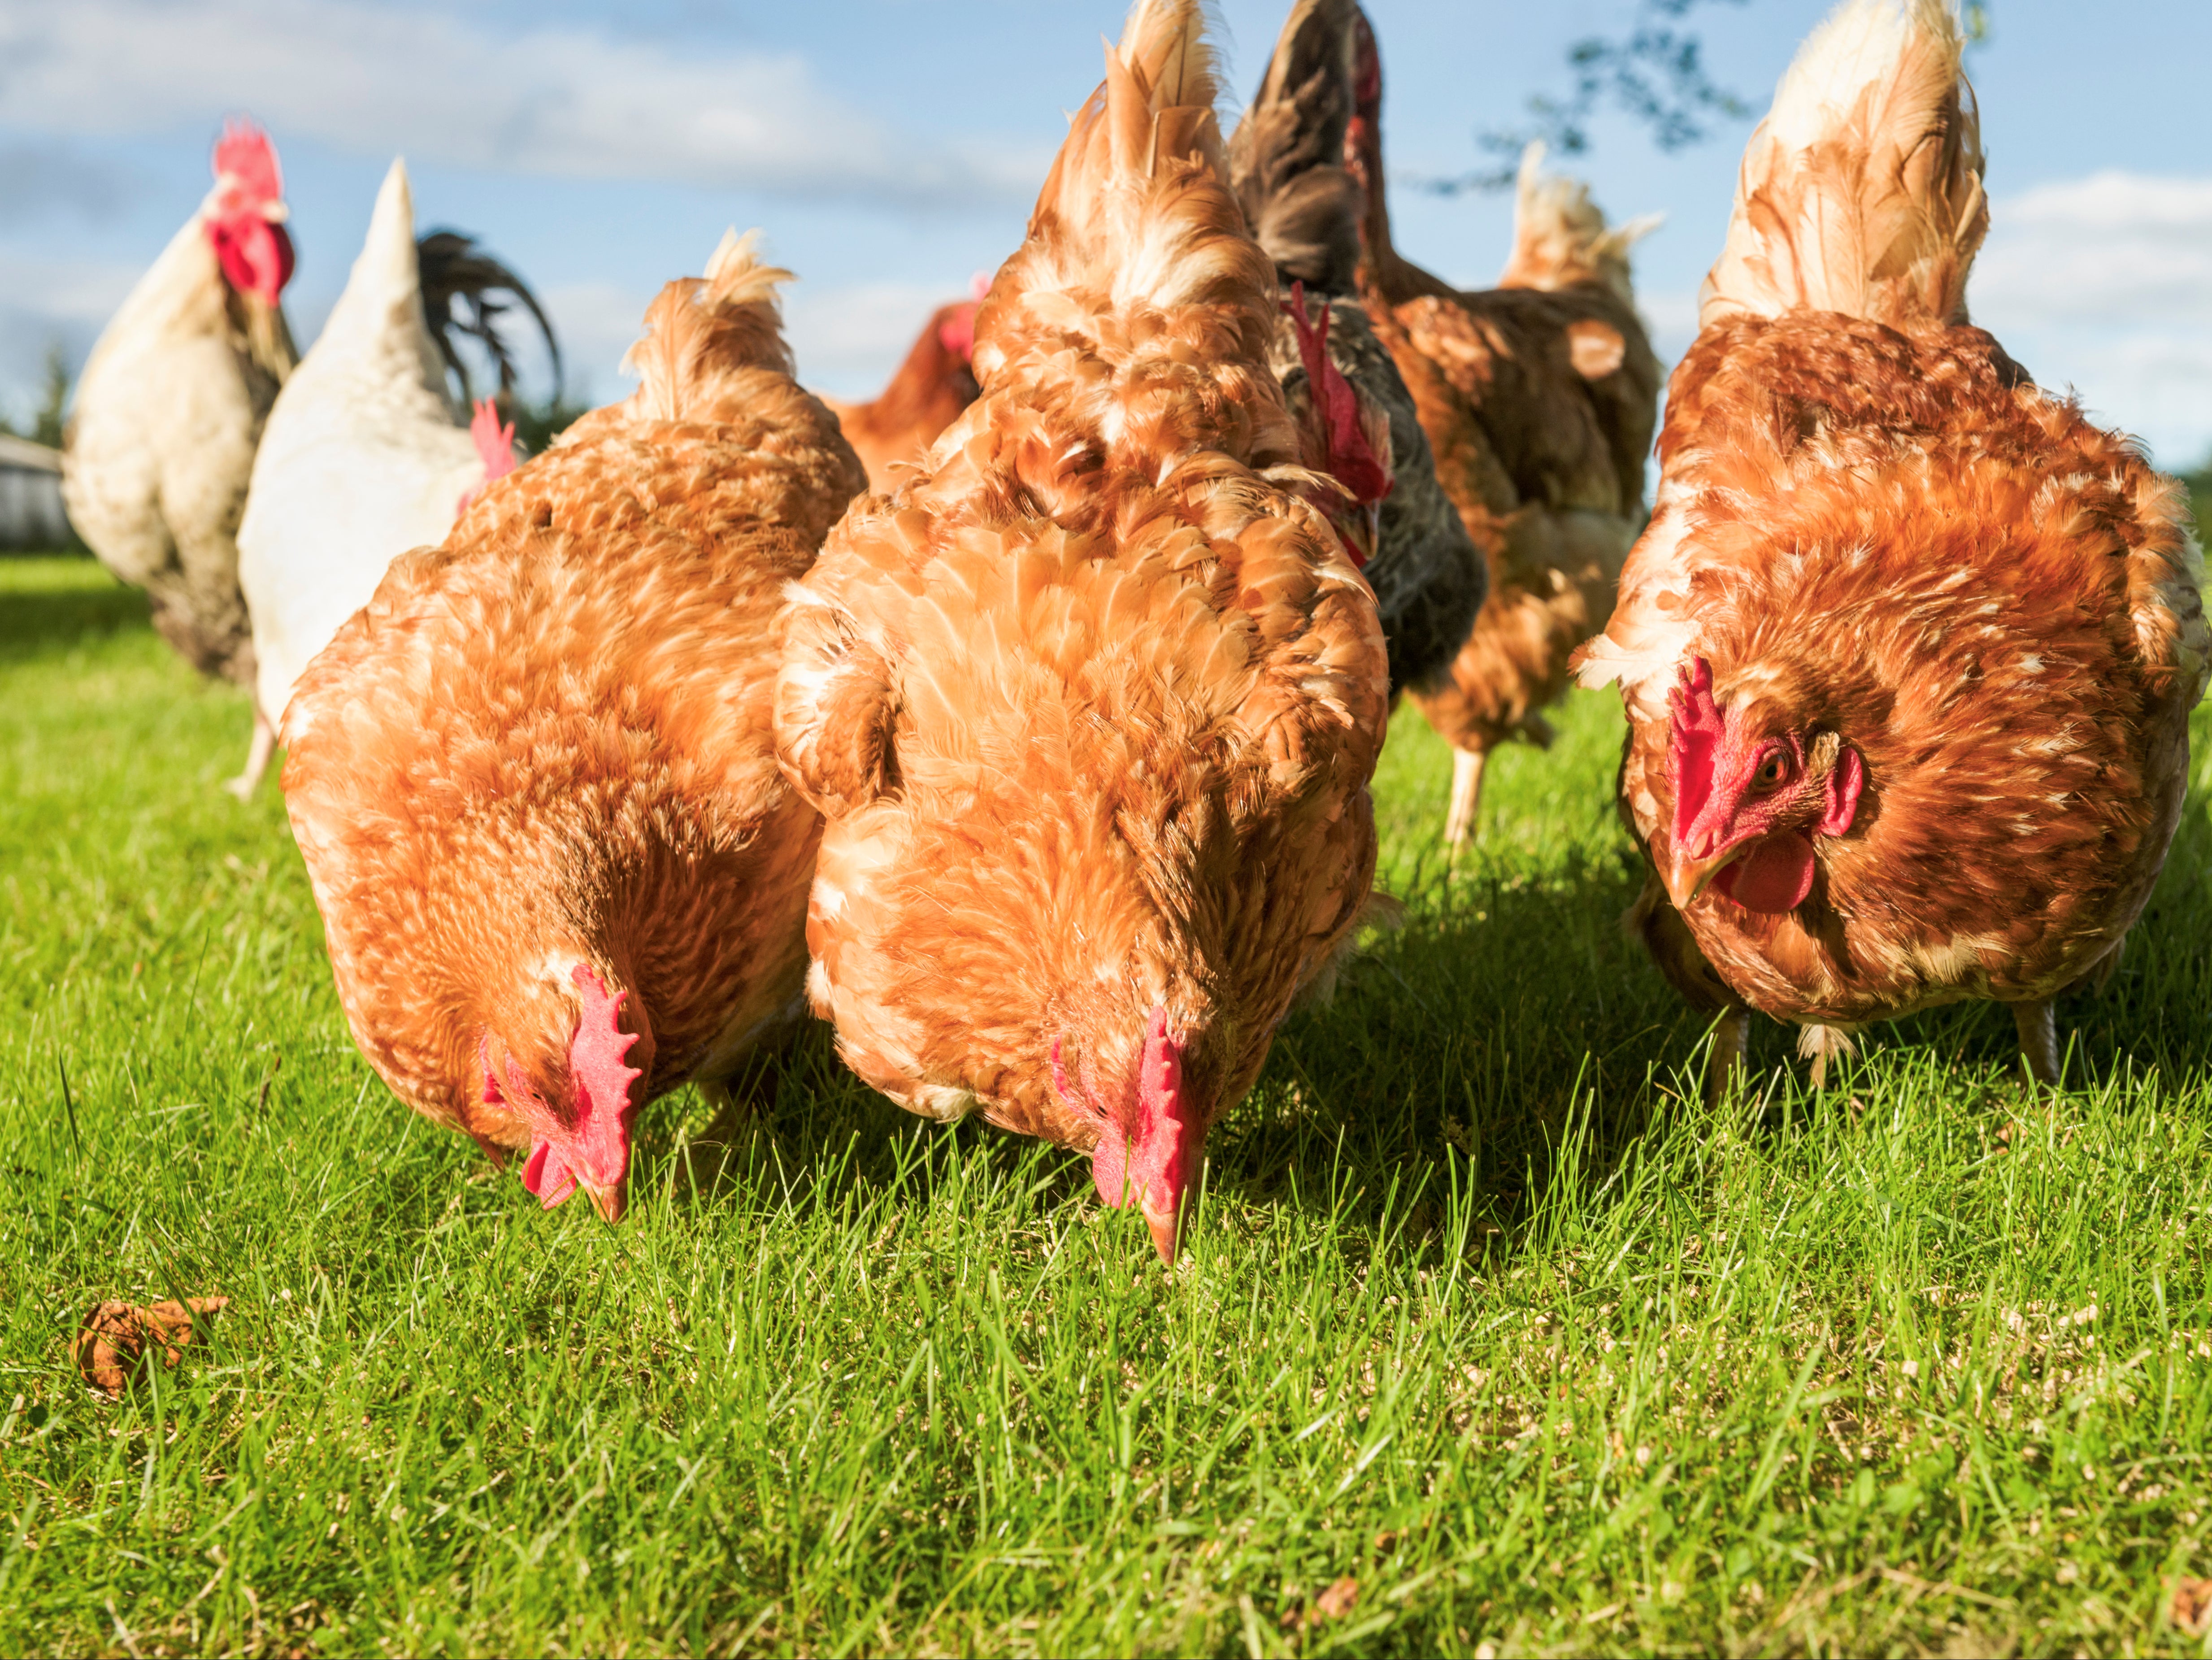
5;0;2211;466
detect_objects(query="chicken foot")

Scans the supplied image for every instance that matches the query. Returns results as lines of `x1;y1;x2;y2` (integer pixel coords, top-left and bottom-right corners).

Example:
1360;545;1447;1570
2013;999;2062;1087
224;706;277;800
1444;747;1486;846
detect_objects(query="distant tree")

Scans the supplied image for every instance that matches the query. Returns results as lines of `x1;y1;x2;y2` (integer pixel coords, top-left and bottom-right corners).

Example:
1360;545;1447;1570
1420;0;1992;196
31;342;70;449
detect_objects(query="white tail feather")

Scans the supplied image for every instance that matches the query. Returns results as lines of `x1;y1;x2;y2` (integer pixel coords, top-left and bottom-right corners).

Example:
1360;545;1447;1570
1497;142;1660;304
1700;0;1985;331
309;159;447;396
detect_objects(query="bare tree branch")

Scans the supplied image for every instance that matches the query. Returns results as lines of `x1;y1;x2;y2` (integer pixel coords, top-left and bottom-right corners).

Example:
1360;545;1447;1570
1418;0;1994;197
1421;0;1751;196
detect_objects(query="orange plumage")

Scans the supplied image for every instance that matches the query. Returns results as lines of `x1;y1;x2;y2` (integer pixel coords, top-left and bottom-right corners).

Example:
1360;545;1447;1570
1575;0;2209;1092
1349;8;1662;843
282;230;866;1219
774;0;1389;1265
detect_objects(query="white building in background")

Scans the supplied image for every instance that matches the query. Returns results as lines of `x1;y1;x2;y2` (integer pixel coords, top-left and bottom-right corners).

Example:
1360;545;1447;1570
0;436;74;549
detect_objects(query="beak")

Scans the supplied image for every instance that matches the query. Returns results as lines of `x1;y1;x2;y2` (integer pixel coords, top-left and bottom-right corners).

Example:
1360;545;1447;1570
579;1176;626;1225
1138;1147;1202;1267
1666;842;1740;912
1140;1194;1182;1265
263;202;291;224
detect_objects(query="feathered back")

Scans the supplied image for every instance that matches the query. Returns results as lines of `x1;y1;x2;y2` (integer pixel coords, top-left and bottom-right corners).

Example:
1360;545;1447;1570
1496;143;1660;304
1226;0;1362;295
1701;0;1985;330
1023;0;1245;316
620;229;797;423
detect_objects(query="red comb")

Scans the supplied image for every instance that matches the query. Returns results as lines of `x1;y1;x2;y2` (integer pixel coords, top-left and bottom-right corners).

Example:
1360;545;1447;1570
937;302;979;364
1669;658;1727;844
533;965;643;1212
212;117;282;209
455;401;517;516
1351;13;1382;108
568;965;641;1139
1281;282;1391;509
493;969;643;1216
471;399;517;482
1072;1011;1191;1214
1135;1008;1186;1169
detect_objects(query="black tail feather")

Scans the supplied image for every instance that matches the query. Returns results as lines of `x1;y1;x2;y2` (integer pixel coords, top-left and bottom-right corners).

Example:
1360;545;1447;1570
415;229;563;403
1226;0;1362;296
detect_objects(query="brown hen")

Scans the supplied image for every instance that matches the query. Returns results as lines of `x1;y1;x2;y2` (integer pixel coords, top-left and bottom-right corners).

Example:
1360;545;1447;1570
774;0;1390;1265
820;287;984;494
1349;7;1662;842
1574;0;2209;1097
282;231;865;1220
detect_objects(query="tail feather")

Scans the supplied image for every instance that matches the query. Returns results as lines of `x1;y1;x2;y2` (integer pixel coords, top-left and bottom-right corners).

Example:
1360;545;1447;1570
1496;143;1660;304
416;230;563;401
309;159;446;397
1105;0;1219;178
1700;0;1985;330
1029;0;1249;313
621;228;796;422
1225;0;1362;295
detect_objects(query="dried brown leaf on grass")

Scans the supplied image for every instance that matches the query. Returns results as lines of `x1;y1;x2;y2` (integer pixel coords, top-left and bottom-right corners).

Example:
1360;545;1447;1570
1316;1577;1360;1619
71;1296;229;1396
1278;1575;1362;1634
2172;1576;2212;1636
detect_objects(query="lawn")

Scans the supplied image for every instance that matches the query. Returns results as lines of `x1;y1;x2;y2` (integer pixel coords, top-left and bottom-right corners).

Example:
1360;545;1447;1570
4;549;2212;1657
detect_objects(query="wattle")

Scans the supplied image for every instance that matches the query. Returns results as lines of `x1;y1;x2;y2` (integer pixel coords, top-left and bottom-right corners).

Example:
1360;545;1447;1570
1715;831;1817;914
521;1138;579;1209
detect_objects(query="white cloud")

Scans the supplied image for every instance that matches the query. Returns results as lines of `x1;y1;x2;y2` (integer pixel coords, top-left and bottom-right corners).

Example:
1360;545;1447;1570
0;253;135;426
0;0;1044;207
533;281;646;402
1972;171;2212;465
0;252;139;326
1974;172;2212;328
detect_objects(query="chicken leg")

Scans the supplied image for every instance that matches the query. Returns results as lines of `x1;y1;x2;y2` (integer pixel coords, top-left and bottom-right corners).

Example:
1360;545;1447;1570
1444;747;1486;846
1705;1007;1749;1107
224;706;277;800
2014;999;2061;1086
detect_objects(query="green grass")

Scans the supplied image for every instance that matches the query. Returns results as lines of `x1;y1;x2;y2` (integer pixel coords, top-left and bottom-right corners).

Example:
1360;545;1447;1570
5;550;2212;1657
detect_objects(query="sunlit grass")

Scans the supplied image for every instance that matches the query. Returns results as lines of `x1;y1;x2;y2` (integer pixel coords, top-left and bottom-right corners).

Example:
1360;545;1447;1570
4;552;2212;1656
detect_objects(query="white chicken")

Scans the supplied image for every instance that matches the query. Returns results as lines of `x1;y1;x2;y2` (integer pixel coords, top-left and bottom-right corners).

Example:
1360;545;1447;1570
237;158;549;742
62;119;297;795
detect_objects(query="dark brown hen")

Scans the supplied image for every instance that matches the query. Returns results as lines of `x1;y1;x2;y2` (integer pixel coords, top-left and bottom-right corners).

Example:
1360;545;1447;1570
1350;5;1663;842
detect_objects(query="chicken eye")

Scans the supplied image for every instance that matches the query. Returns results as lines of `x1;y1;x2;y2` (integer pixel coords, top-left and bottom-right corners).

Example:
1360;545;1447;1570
1752;752;1788;791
